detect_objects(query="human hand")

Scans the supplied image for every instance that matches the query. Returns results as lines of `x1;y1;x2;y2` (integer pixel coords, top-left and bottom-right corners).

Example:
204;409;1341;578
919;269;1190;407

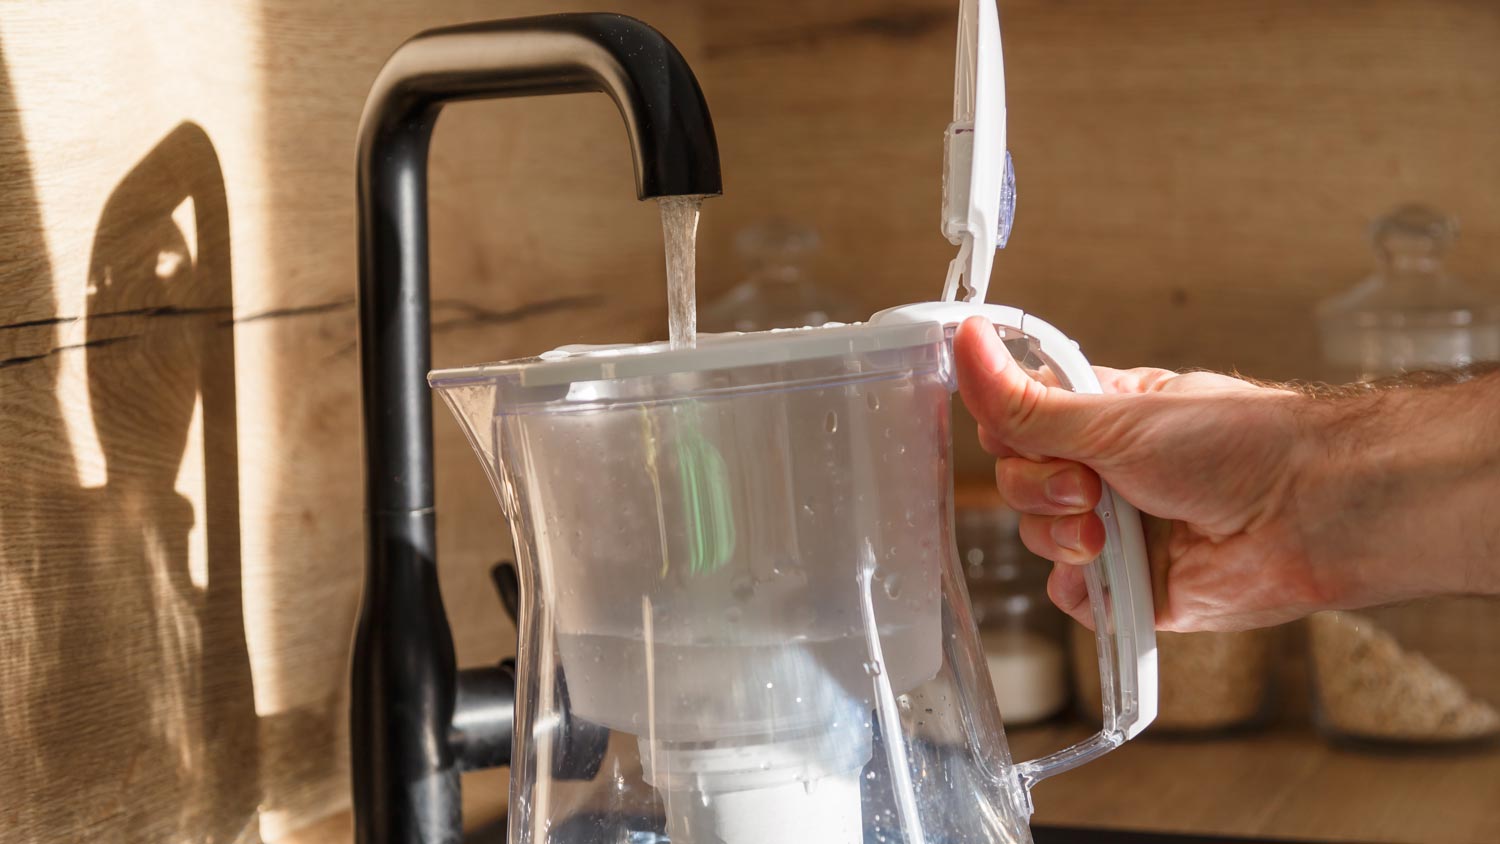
953;317;1336;632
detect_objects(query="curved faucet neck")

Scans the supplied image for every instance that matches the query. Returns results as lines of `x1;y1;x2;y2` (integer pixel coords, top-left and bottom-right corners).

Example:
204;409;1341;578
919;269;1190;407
357;12;721;515
351;14;720;844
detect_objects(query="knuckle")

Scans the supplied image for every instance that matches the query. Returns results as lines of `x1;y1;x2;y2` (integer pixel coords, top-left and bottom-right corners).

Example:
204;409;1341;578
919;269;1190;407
1005;379;1049;434
994;460;1028;502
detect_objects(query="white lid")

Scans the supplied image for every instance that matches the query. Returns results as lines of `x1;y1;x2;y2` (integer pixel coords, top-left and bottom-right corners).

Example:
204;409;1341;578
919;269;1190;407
939;0;1013;305
428;320;944;390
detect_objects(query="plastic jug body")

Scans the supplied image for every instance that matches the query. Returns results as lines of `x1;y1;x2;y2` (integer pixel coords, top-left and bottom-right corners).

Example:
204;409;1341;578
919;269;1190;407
431;316;1153;844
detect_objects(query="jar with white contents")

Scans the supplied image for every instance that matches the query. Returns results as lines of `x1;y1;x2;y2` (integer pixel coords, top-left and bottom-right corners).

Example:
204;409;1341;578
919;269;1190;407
955;482;1071;726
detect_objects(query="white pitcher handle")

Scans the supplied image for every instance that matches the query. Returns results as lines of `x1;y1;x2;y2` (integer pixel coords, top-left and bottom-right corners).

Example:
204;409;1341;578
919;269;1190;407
871;303;1158;788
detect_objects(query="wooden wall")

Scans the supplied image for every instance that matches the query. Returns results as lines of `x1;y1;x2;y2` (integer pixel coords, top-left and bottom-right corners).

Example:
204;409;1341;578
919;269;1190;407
697;0;1500;383
2;1;1498;842
0;2;692;841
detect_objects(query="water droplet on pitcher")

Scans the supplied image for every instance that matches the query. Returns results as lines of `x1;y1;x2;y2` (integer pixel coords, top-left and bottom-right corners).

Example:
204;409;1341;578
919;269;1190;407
700;792;711;808
765;681;775;690
731;575;754;602
803;777;819;795
866;392;880;411
863;661;882;676
824;410;839;433
865;770;877;781
883;574;904;599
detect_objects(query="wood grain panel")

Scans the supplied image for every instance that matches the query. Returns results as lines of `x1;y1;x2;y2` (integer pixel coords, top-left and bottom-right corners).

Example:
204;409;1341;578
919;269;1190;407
697;0;1500;384
1;2;692;841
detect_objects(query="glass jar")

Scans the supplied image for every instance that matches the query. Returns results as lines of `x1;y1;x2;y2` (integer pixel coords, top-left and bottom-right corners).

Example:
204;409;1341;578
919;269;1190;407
1071;626;1275;735
1316;203;1500;383
1312;204;1500;748
954;482;1070;726
699;220;865;332
1309;605;1500;747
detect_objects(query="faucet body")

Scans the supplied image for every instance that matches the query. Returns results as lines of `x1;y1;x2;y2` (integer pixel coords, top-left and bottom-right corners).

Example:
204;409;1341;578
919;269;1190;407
352;14;721;843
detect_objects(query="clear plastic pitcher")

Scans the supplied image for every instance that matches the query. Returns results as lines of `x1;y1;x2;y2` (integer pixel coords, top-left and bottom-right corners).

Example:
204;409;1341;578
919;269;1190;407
430;303;1157;844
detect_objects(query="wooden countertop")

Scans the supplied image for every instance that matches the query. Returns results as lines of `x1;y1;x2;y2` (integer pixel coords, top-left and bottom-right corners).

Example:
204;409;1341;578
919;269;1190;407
1010;721;1500;844
276;723;1499;844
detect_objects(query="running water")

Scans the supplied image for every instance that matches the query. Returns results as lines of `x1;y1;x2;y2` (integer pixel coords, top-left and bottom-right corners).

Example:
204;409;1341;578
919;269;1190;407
659;195;704;349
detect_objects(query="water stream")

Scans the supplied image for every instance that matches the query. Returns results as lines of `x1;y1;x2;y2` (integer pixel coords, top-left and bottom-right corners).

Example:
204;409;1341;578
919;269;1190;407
659;195;704;349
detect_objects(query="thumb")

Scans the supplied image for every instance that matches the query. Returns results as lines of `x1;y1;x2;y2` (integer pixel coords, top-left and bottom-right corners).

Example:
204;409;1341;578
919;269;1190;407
954;316;1107;461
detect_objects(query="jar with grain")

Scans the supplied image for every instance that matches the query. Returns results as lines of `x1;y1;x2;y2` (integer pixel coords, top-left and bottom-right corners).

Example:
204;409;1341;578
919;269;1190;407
1310;204;1500;748
955;482;1070;726
1309;604;1500;748
1071;625;1275;734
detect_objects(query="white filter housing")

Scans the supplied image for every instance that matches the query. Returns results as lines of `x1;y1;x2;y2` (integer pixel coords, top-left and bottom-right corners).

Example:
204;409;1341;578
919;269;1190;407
641;720;872;844
657;763;864;844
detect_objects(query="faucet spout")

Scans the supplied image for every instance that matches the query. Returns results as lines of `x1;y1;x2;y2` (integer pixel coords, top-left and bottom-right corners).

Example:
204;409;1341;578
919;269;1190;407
359;14;722;204
351;14;720;844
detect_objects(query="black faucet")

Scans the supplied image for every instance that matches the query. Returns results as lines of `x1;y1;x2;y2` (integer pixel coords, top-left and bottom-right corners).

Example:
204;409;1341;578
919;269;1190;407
351;14;721;844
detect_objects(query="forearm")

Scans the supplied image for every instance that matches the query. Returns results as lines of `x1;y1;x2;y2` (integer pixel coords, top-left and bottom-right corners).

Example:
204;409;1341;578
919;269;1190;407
1293;371;1500;608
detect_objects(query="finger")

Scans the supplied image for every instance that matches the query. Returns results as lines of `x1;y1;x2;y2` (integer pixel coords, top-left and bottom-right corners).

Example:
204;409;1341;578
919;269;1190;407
1158;369;1270;394
1017;512;1106;565
954;317;1107;461
976;424;1019;459
995;457;1102;516
1047;563;1093;629
1092;366;1181;395
979;424;1047;463
1092;365;1266;397
1035;362;1169;394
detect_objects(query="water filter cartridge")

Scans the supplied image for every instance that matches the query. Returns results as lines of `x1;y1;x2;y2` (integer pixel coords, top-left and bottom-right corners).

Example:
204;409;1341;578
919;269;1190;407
640;717;872;844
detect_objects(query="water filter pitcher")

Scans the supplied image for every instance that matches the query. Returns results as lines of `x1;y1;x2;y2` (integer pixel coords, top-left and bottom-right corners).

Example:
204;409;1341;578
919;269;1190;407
430;303;1157;844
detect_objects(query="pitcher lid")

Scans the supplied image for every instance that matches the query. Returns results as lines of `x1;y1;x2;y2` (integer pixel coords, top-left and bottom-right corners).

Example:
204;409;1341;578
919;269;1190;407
428;320;944;390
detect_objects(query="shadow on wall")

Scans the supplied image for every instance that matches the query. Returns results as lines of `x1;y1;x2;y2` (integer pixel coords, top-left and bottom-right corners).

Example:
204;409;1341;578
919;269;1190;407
0;85;260;844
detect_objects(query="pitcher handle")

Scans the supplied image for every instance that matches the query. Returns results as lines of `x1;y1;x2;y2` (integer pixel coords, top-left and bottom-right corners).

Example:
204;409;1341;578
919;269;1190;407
871;303;1158;788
